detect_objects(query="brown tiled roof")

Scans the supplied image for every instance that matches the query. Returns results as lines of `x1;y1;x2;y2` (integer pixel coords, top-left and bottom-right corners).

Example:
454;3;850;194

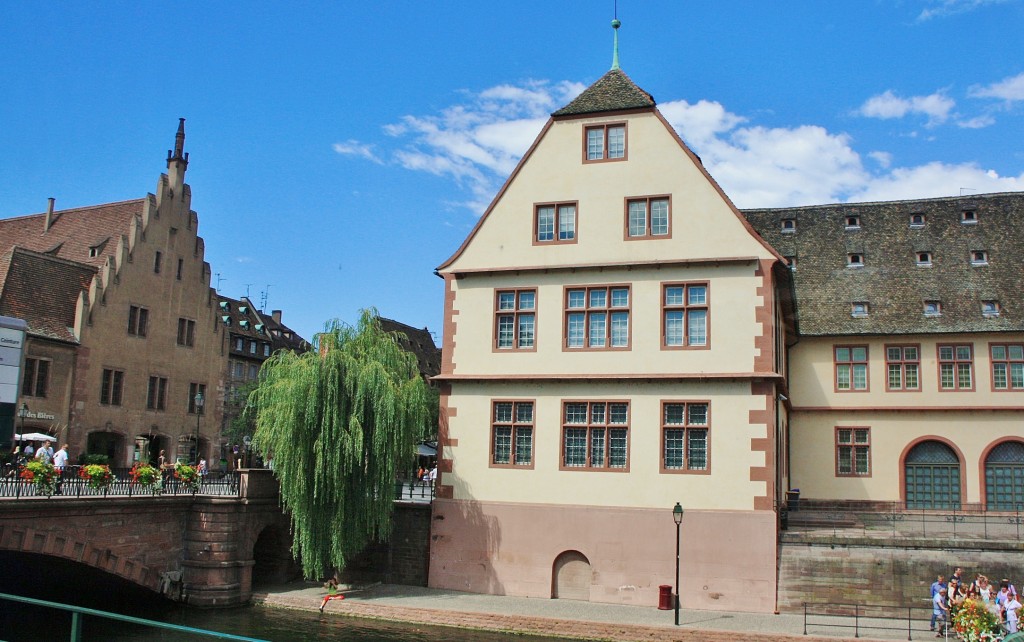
742;192;1024;336
255;307;310;353
552;69;655;117
0;200;143;268
378;317;441;379
0;248;95;343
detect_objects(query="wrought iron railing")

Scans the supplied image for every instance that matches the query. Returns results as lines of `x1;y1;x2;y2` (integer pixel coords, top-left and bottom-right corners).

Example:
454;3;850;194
801;601;1012;640
0;465;241;499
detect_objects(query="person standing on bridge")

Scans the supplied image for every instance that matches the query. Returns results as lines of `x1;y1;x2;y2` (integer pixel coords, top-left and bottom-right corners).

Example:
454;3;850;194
35;441;53;464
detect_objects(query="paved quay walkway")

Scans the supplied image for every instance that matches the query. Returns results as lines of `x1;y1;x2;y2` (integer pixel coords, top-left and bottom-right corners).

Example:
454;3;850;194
253;582;926;642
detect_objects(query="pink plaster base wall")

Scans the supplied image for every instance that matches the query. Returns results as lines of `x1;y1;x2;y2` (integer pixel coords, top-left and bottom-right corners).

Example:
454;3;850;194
428;499;779;613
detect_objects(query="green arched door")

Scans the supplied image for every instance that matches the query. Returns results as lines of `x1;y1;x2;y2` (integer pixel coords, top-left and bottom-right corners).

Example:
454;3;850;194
905;441;961;510
985;441;1024;511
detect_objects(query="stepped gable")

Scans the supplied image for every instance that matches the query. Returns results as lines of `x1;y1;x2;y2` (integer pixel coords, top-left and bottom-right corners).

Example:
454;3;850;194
742;191;1024;336
552;69;655;117
0;247;95;343
0;199;143;269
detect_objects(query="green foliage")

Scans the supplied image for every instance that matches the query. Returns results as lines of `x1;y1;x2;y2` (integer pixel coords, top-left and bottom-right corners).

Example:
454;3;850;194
80;453;109;466
22;461;58;495
248;309;433;578
79;464;115;490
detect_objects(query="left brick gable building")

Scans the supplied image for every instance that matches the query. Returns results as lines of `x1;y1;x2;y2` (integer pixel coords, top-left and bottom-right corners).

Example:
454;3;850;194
0;120;225;467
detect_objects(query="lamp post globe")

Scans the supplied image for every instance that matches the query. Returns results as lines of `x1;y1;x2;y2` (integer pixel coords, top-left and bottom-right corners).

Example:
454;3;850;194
194;392;204;465
673;502;683;626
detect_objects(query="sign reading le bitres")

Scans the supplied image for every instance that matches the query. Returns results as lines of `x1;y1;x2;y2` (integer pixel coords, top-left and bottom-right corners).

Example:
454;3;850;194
0;320;27;405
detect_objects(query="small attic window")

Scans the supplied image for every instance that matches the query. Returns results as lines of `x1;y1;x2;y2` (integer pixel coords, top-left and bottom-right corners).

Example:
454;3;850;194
916;251;933;266
781;219;796;234
239;306;249;315
845;215;861;230
255;323;266;334
982;301;1001;317
88;246;100;258
961;209;978;224
924;301;942;317
221;315;231;326
910;213;926;228
240;320;250;329
847;253;864;267
219;301;229;311
970;250;989;266
851;302;869;318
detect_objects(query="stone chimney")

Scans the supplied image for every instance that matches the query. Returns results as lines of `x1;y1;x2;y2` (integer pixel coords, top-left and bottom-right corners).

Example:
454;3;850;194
44;198;55;232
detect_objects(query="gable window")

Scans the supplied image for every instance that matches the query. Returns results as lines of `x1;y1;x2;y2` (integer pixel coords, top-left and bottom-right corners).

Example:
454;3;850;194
916;251;932;267
836;427;871;476
886;345;920;391
961;209;978;224
235;337;244;351
147;376;168;411
128;305;149;337
938;344;973;391
663;283;708;348
845;215;861;230
491;401;534;467
154;251;162;274
626;196;670;239
100;368;124;406
924;301;942;317
584;123;626;161
188;382;207;414
21;358;50;398
263;343;271;357
565;286;630;349
835;346;868;391
847;253;864;267
495;289;536;350
971;250;989;266
781;218;796;234
662;402;709;472
910;213;926;228
535;202;577;244
991;344;1024;390
851;302;869;318
982;301;1001;317
177;318;196;347
562;401;629;470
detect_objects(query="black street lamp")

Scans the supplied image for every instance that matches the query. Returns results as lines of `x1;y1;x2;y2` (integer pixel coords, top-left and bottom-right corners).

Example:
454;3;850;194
193;392;204;465
673;502;684;626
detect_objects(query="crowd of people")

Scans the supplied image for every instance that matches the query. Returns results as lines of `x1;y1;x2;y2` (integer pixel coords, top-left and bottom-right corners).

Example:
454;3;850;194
931;567;1021;637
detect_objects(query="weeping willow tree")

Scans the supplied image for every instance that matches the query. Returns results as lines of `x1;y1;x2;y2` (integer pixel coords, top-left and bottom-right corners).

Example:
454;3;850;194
247;309;434;578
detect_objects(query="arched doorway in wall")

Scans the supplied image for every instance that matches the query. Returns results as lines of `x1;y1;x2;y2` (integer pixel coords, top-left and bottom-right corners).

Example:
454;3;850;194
251;524;301;589
905;440;962;509
551;550;592;601
86;430;123;466
984;441;1024;511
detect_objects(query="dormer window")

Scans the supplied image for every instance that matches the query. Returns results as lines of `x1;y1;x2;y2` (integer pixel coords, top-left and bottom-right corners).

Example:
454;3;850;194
218;301;229;311
239;306;249;315
924;301;942;317
971;250;989;266
584;123;626;162
88;246;100;258
847;253;864;267
982;301;1001;317
240;320;250;330
910;213;926;228
916;251;933;267
221;315;231;326
845;216;861;230
961;209;978;224
781;219;796;234
851;302;869;318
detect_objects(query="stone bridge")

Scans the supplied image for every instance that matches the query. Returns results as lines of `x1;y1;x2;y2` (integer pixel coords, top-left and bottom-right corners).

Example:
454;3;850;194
0;469;295;607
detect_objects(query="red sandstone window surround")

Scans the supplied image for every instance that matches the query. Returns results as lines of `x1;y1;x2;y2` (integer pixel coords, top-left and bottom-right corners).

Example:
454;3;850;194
625;195;672;240
583;123;627;163
990;344;1024;391
490;400;535;468
834;345;868;392
534;201;578;245
660;401;710;474
560;400;630;471
494;289;537;352
564;285;631;350
661;282;709;349
938;344;974;391
835;427;871;477
885;345;920;391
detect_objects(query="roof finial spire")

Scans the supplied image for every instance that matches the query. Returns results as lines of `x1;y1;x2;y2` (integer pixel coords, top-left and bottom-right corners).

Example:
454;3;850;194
167;118;189;168
611;6;621;71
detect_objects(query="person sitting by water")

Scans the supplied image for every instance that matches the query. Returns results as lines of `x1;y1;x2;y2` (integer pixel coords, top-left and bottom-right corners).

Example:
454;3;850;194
319;576;345;613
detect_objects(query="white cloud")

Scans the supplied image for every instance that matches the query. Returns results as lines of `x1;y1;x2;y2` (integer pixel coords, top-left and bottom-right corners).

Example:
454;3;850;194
337;78;1023;212
332;140;383;164
957;114;997;128
858;90;955;125
969;72;1024;102
917;0;1012;21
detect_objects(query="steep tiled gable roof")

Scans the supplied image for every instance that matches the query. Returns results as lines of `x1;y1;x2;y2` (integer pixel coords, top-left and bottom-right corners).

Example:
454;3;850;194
378;317;441;379
0;248;95;343
0;200;143;269
552;69;655;117
742;192;1024;336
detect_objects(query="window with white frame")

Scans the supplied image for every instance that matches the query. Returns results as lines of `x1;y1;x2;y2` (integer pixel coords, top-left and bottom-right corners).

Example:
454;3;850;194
916;251;932;267
982;301;1000;317
565;286;630;349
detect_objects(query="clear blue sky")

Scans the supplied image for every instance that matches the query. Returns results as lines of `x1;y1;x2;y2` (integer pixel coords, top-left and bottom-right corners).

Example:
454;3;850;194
2;1;1022;343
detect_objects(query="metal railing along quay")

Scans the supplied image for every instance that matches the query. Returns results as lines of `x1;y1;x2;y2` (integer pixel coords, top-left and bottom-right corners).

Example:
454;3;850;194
786;501;1024;541
0;465;241;499
801;601;1014;640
